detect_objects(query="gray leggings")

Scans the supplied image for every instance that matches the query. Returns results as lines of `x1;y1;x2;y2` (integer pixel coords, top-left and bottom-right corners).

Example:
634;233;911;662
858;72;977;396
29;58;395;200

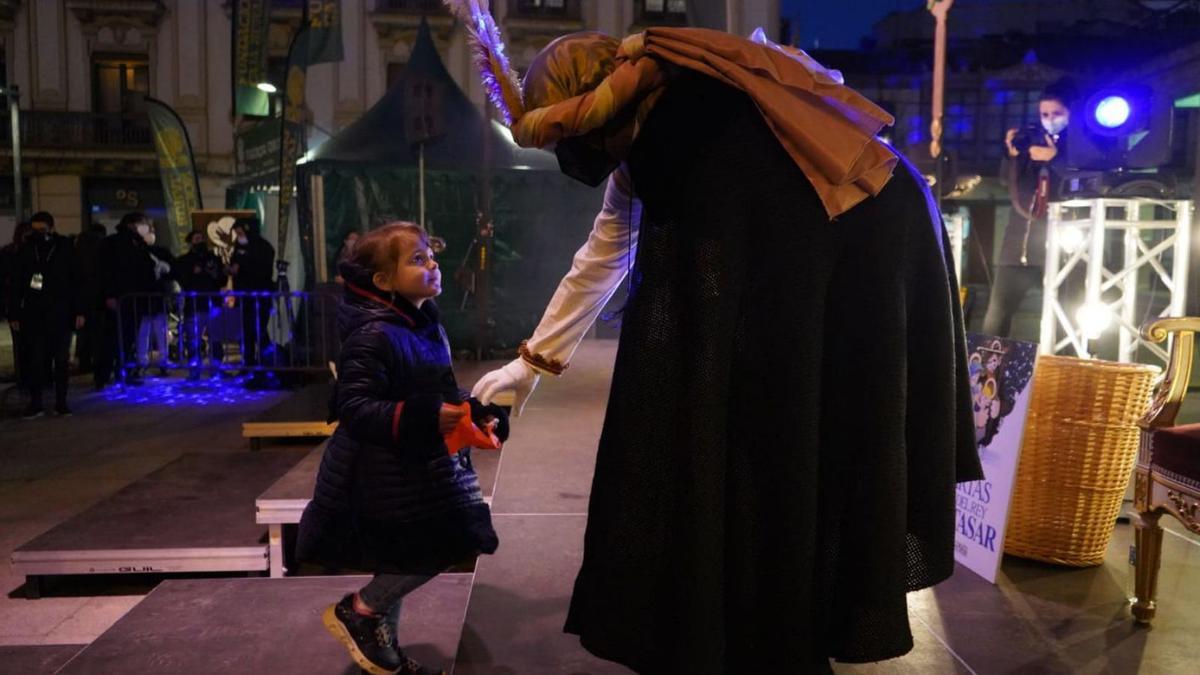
358;572;437;617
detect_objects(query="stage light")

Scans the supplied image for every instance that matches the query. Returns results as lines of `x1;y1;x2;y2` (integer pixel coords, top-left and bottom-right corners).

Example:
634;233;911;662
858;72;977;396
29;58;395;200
1094;96;1130;129
1067;83;1172;171
1058;225;1085;254
1076;302;1112;339
256;82;278;94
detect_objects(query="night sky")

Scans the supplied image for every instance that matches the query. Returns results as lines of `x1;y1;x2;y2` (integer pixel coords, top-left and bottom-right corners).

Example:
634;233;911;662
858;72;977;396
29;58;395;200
780;0;925;50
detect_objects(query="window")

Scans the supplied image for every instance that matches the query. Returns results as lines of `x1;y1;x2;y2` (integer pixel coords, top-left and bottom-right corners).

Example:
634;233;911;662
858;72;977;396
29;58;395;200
92;54;149;115
637;0;688;24
376;0;448;12
509;0;578;19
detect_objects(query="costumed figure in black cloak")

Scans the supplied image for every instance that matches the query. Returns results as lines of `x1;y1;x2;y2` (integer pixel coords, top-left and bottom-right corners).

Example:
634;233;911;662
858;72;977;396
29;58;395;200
452;2;982;671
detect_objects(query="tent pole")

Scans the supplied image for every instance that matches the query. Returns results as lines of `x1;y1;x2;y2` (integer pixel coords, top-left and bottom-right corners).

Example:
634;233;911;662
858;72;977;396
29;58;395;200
419;141;426;228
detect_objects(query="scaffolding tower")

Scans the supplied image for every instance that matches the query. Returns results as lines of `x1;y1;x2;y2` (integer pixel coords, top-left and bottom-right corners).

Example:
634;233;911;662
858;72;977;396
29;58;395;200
1040;198;1193;364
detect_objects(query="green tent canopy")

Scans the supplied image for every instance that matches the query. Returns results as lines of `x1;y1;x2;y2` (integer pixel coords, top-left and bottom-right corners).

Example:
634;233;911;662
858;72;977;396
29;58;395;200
298;18;606;353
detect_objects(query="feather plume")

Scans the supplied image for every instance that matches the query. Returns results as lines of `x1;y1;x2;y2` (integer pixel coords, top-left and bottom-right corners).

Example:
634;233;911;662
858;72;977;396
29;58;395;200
442;0;524;125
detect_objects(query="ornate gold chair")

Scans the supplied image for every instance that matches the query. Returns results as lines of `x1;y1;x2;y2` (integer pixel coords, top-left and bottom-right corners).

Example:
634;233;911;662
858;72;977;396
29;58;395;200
1131;317;1200;624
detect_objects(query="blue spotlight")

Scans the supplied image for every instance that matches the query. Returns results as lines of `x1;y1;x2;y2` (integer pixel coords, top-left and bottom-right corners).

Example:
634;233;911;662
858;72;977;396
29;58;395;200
1094;96;1131;129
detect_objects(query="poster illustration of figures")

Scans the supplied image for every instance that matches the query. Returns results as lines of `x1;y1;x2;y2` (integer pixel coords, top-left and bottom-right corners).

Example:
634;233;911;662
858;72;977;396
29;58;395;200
955;333;1038;583
191;209;256;265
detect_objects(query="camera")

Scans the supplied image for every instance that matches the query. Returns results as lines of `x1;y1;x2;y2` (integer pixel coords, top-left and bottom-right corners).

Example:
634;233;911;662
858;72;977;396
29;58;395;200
1010;123;1048;155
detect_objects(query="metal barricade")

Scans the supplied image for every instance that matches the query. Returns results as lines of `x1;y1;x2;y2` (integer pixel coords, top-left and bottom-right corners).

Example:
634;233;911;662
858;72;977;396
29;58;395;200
114;290;340;379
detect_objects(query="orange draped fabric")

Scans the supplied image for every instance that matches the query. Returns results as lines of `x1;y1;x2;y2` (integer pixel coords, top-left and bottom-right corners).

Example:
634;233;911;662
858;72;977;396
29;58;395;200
512;28;899;219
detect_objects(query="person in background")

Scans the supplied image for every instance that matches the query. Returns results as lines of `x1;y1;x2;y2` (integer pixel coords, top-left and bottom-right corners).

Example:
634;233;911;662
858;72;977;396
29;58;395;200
74;223;107;374
175;229;228;379
982;79;1076;338
135;223;175;377
8;212;85;417
96;212;156;388
229;217;275;378
0;221;33;389
333;230;361;284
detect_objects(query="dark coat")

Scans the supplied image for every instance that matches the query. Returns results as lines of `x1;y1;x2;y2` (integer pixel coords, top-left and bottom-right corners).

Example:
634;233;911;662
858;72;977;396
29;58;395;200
563;73;982;673
175;246;228;312
101;227;156;301
8;232;83;333
144;244;176;315
74;228;106;310
231;235;275;292
0;241;21;320
997;133;1070;268
295;281;500;574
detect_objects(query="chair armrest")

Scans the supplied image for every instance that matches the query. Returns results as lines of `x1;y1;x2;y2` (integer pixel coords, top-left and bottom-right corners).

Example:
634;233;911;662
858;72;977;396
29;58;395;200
1139;317;1200;429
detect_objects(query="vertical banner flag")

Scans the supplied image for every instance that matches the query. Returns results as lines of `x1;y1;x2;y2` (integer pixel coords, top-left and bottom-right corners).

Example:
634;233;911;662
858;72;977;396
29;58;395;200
233;0;272;116
277;26;310;278
145;97;204;251
305;0;344;64
954;334;1038;583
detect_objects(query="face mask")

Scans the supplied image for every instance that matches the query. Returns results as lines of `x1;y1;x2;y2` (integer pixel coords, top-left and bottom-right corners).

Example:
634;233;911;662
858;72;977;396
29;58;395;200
144;232;157;246
556;131;621;188
1042;117;1068;136
237;236;249;246
136;223;151;236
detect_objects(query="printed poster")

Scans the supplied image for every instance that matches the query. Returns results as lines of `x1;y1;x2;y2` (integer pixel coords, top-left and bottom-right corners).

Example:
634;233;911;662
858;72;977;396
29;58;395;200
955;333;1038;583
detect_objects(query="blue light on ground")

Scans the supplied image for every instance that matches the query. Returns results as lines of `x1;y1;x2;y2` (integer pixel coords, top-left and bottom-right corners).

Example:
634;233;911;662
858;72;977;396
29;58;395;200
99;376;276;407
1094;96;1131;128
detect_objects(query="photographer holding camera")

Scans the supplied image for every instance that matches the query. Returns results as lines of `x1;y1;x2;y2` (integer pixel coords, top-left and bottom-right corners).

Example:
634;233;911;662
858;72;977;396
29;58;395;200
982;79;1076;338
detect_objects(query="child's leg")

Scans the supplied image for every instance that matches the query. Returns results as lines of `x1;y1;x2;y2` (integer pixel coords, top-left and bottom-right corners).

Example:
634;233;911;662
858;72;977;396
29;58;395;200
356;573;436;618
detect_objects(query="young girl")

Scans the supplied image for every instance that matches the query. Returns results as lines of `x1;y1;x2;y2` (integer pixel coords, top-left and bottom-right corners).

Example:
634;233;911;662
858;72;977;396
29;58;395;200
296;222;506;675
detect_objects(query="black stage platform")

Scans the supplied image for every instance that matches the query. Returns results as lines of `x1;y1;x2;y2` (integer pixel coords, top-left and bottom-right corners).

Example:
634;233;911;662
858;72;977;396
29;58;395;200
52;575;471;674
242;381;337;449
0;645;85;674
12;450;309;597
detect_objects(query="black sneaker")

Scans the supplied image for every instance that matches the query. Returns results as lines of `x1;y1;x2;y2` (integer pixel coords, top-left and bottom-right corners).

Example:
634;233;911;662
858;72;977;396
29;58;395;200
21;405;45;420
54;403;72;417
321;594;401;675
397;651;445;675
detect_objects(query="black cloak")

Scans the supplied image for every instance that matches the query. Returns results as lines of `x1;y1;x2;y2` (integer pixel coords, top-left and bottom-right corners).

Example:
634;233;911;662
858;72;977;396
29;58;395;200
563;72;982;673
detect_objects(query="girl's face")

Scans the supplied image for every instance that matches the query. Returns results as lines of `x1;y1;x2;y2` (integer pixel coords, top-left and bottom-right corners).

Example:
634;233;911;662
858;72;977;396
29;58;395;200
374;235;441;306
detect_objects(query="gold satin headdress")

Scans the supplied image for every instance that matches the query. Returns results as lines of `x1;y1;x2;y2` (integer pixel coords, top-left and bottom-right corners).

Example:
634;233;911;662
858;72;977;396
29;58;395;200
443;1;899;218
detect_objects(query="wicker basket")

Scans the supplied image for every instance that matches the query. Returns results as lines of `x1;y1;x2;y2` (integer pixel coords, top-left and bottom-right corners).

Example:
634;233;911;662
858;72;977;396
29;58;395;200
1004;355;1159;566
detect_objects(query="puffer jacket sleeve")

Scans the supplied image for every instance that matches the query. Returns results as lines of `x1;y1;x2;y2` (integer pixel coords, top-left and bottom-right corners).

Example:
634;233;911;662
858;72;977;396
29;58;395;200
335;324;444;450
336;328;399;447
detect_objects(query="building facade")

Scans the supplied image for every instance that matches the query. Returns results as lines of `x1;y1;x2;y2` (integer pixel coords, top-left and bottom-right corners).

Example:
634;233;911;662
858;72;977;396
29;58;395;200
0;0;777;246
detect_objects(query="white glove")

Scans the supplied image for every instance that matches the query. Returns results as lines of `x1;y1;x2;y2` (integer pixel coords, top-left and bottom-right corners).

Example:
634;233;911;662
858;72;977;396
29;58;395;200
471;358;540;417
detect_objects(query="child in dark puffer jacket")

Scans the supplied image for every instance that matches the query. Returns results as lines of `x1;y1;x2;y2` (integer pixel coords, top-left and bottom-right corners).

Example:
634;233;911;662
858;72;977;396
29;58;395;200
296;222;507;675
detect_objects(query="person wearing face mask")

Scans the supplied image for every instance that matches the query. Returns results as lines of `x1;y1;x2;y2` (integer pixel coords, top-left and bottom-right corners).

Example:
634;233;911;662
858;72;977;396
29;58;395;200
73;224;107;374
451;6;980;671
983;79;1077;338
7;212;85;417
96;212;157;387
228;217;275;375
0;221;34;390
175;230;228;379
135;222;176;377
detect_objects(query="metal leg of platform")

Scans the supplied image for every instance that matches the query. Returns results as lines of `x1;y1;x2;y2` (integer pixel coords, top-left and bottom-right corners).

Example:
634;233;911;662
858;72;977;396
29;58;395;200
269;524;285;578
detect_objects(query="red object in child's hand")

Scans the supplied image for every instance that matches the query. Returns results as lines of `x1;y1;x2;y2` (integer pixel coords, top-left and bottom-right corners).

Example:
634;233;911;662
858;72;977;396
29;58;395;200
442;402;502;454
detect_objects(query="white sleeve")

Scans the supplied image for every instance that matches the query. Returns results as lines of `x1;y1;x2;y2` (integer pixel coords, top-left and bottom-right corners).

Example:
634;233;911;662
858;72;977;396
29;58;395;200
522;164;641;374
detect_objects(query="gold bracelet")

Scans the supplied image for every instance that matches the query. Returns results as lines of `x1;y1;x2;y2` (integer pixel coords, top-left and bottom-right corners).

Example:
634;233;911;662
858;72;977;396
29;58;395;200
519;340;568;376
